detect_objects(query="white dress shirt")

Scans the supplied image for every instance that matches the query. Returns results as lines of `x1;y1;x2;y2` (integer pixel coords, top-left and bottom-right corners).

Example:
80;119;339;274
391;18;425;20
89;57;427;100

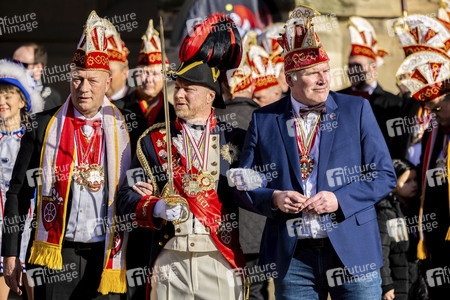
65;108;107;243
290;95;328;239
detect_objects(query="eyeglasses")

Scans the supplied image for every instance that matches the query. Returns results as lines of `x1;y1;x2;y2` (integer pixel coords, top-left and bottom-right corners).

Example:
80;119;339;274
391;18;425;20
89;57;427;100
12;59;38;69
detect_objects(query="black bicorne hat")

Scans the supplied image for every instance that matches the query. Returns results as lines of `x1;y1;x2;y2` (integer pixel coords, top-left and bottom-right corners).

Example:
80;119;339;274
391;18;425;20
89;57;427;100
171;13;242;108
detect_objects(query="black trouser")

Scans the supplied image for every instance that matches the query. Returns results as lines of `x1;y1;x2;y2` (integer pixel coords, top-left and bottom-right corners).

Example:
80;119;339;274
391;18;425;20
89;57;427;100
30;241;121;300
245;254;269;300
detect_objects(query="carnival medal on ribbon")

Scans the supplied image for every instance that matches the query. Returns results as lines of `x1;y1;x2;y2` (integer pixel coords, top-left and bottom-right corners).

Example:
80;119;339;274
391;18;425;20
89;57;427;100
72;118;105;192
292;109;321;180
180;114;216;198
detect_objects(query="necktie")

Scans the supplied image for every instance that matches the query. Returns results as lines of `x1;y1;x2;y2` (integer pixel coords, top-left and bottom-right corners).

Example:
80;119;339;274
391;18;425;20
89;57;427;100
299;102;326;118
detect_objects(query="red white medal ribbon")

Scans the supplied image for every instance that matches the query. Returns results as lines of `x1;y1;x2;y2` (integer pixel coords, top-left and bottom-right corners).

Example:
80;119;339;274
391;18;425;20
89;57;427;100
74;120;103;166
292;109;320;158
181;114;214;171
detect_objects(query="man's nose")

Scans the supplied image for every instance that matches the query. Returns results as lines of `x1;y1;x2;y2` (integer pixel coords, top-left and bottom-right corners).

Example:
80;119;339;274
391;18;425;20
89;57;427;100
79;79;90;92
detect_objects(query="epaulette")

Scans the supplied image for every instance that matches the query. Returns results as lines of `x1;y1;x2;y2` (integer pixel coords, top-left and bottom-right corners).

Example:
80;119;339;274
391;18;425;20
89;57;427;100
136;122;166;198
137;122;165;142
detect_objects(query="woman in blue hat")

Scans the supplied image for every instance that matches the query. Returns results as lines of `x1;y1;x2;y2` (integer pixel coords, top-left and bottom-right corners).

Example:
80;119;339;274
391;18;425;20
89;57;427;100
0;59;43;300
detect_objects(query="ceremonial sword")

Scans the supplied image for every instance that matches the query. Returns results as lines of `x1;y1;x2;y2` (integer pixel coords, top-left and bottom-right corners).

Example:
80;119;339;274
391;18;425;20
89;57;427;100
160;16;189;224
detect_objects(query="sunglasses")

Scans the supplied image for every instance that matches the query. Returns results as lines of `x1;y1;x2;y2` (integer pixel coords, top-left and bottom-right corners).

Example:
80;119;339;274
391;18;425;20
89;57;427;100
12;59;38;69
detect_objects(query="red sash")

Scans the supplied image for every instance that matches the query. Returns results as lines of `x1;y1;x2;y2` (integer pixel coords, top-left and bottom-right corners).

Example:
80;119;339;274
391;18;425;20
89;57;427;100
150;127;246;271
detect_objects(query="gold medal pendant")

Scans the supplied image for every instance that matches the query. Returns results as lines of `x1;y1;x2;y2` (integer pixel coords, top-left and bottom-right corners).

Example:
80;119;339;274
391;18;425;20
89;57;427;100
197;171;215;192
299;155;315;180
82;164;104;193
182;174;202;197
72;164;104;192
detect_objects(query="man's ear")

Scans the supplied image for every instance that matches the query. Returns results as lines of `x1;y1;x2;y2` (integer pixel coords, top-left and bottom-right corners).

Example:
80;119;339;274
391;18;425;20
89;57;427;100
207;90;216;104
286;73;295;87
105;74;112;92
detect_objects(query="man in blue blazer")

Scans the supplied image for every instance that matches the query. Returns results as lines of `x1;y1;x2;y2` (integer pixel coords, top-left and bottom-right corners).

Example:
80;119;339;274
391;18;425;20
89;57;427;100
230;5;397;299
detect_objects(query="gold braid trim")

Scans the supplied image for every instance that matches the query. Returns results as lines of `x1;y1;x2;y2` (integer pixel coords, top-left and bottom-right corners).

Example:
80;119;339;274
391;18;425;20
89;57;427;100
136;122;165;197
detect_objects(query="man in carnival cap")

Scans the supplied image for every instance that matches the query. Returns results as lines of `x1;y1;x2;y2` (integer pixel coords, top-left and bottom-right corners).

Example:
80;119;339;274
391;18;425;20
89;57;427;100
2;11;131;299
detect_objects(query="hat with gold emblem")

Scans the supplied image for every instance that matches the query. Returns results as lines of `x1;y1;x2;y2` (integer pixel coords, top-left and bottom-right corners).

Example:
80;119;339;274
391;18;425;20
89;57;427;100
104;19;129;66
137;20;169;67
71;11;110;73
348;16;388;66
277;5;329;73
248;44;283;93
396;51;450;102
227;31;257;96
393;14;450;59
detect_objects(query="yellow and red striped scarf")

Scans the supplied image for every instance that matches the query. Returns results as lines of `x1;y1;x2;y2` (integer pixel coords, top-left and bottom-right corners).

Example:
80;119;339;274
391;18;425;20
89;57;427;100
29;96;131;294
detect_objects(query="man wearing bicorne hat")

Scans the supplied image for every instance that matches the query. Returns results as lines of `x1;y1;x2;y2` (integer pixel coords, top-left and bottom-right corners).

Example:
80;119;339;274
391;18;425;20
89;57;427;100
230;5;396;299
114;20;175;126
249;44;283;107
397;50;450;299
118;13;247;300
2;11;131;299
338;16;403;159
393;14;449;165
104;19;132;102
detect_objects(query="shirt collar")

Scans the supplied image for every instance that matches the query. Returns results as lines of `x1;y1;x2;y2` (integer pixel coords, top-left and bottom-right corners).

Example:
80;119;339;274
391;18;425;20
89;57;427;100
110;85;129;101
73;107;103;125
290;93;312;114
0;126;25;136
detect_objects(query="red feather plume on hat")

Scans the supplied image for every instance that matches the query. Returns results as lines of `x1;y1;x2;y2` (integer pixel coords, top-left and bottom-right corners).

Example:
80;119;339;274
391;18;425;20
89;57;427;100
179;13;242;76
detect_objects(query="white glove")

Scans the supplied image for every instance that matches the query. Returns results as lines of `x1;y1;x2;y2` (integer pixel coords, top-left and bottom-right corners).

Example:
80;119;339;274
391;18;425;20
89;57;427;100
227;168;267;191
153;200;182;221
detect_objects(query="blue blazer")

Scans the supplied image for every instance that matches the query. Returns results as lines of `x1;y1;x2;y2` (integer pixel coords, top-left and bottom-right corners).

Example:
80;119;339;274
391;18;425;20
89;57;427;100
236;91;397;279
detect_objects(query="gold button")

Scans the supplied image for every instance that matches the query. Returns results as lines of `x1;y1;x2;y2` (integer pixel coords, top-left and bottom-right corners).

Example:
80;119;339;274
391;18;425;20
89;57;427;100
212;144;217;149
176;228;181;233
205;227;210;232
158;242;163;246
211;171;217;175
190;243;195;247
211;162;217;166
164;234;169;239
212;136;217;141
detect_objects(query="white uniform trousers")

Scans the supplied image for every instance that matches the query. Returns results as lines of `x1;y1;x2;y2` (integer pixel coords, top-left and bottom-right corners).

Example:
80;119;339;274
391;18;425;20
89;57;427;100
150;249;244;300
